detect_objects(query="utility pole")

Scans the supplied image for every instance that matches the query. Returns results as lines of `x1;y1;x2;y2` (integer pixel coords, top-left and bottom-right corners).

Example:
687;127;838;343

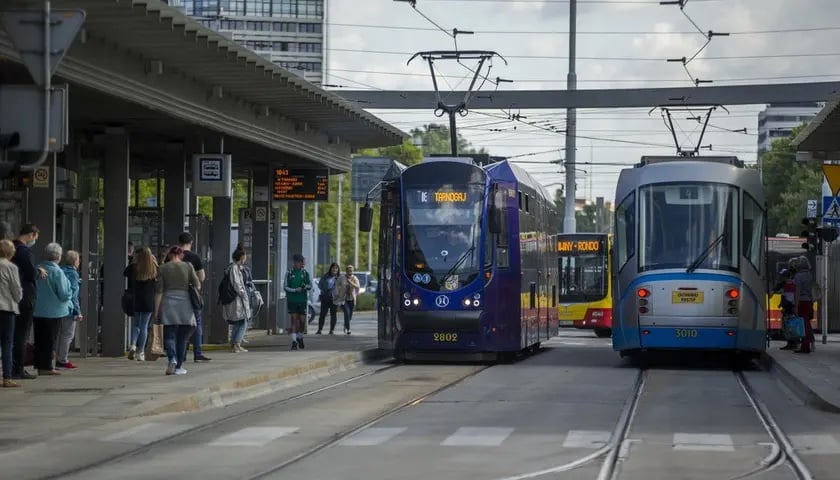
563;0;577;233
336;173;342;264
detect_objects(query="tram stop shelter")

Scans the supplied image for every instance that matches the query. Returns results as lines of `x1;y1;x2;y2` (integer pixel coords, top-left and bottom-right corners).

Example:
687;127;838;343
0;0;404;356
793;92;840;332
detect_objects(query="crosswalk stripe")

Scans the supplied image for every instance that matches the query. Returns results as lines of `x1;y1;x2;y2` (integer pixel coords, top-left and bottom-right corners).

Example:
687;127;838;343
102;423;193;444
562;430;611;449
339;427;407;446
790;434;840;455
672;433;734;452
208;427;299;447
441;427;514;446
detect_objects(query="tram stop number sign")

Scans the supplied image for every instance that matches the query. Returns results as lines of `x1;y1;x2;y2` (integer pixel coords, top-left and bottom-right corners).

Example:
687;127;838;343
822;164;840;225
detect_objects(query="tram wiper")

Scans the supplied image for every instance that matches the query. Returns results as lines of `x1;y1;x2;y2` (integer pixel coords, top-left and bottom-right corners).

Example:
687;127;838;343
439;245;476;288
686;233;726;273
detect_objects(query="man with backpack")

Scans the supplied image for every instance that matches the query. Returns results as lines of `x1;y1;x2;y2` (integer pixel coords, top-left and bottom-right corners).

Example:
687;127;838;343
284;254;311;350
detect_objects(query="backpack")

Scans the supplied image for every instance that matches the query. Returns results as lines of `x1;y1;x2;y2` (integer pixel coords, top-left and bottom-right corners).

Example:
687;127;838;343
217;265;238;306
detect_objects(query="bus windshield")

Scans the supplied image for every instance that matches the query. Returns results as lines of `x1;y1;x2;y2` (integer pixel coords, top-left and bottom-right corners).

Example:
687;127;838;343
557;236;608;302
403;184;485;291
639;182;739;272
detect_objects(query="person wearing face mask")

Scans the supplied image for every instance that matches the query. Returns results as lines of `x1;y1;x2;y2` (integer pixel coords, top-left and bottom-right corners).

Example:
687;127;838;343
11;224;46;380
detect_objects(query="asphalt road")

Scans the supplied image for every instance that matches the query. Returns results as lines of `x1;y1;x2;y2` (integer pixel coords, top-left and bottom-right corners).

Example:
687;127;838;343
13;329;840;480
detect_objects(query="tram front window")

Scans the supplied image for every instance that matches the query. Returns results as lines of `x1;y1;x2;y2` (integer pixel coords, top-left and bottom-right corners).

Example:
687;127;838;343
559;255;607;302
403;185;484;291
639;182;739;272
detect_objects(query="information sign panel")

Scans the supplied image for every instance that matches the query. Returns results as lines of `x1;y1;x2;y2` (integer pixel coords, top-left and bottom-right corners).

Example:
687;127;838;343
272;168;329;202
351;156;394;202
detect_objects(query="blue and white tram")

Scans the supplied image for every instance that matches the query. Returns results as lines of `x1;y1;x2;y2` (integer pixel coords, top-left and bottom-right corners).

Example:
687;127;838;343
360;157;560;362
611;156;767;358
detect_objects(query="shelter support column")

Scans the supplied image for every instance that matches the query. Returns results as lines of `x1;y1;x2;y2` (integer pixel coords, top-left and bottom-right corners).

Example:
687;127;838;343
164;148;187;243
287;202;304;267
102;131;130;357
28;154;57;261
251;167;271;331
209;196;232;344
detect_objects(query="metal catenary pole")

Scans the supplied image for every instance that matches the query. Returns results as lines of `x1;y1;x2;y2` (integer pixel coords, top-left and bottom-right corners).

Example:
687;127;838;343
563;0;577;234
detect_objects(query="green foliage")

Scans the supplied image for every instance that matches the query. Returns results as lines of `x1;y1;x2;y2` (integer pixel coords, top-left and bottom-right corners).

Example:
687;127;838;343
761;125;822;235
355;292;376;311
409;124;488;156
356;139;424;166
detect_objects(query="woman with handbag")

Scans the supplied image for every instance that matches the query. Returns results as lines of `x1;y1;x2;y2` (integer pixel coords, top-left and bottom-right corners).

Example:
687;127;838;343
124;247;158;361
154;246;200;375
316;263;340;335
222;247;252;352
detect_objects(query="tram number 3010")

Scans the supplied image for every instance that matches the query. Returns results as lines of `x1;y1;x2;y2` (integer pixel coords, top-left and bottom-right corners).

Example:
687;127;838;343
675;329;699;338
433;333;459;342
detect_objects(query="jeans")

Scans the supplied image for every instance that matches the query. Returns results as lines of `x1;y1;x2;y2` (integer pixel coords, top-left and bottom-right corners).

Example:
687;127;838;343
191;309;204;358
12;297;34;375
318;299;338;333
33;317;59;371
54;317;77;364
0;311;14;379
343;301;355;331
230;320;247;344
130;312;153;352
164;325;195;369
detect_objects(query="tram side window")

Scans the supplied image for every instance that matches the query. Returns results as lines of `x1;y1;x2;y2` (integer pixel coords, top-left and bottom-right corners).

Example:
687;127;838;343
615;192;636;271
494;188;510;268
742;193;764;272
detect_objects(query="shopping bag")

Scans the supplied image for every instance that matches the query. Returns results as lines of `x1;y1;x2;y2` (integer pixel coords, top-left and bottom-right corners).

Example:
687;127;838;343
146;324;165;360
783;316;805;341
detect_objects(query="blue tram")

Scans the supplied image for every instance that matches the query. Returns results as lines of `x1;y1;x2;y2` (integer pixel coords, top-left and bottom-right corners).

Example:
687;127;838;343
611;156;768;358
360;157;560;361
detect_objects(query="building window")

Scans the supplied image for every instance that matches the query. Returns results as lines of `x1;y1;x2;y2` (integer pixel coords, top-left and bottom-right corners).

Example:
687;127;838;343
299;23;321;33
298;42;321;53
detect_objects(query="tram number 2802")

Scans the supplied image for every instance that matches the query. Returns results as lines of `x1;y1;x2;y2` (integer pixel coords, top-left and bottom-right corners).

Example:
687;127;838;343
675;328;699;338
433;333;459;342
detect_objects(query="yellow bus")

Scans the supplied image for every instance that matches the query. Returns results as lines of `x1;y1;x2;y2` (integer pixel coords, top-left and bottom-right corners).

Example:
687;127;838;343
557;233;613;338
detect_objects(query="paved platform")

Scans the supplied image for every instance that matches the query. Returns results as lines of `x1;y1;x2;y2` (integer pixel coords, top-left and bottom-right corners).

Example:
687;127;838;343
0;313;381;447
763;334;840;413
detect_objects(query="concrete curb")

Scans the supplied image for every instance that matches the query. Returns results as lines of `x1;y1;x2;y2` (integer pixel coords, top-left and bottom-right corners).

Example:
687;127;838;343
136;347;390;418
760;352;840;414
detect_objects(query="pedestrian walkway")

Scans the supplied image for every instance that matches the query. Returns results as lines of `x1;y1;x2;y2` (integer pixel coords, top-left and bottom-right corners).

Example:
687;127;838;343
0;312;381;447
763;334;840;412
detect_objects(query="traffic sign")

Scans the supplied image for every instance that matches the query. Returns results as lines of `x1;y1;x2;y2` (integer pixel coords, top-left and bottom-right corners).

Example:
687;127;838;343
823;196;840;226
807;199;818;218
1;9;86;86
823;164;840;196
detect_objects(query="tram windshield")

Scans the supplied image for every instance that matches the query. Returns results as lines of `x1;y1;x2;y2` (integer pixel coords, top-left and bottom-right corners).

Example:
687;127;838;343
403;183;485;291
639;182;739;272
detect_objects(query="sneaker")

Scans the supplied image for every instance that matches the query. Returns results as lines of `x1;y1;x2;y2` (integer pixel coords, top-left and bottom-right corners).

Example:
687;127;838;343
56;362;78;369
291;341;298;351
298;337;305;349
175;368;188;375
194;354;212;362
166;362;176;375
238;345;249;353
137;352;145;362
2;379;21;388
127;347;136;360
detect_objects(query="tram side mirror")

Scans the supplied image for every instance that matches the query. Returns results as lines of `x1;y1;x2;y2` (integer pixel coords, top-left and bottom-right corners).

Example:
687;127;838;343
529;282;536;309
359;203;373;233
489;206;502;234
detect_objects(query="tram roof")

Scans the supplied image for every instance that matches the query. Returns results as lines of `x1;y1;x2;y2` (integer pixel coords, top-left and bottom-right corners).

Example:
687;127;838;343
491;161;556;205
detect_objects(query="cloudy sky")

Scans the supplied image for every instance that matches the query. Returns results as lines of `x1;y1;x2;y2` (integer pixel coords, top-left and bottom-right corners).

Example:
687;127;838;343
325;0;839;203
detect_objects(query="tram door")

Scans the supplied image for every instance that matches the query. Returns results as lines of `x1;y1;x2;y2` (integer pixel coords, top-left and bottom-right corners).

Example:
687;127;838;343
377;183;399;351
55;199;99;357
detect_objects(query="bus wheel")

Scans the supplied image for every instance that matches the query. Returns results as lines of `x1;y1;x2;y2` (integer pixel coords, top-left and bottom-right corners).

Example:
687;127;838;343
595;328;612;338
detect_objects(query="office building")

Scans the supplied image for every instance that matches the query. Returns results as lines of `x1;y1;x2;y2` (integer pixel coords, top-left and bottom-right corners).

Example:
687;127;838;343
757;102;822;154
164;1;324;85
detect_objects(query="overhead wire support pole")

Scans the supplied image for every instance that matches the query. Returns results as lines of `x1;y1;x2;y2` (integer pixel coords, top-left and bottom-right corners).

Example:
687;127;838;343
564;0;577;233
408;50;507;157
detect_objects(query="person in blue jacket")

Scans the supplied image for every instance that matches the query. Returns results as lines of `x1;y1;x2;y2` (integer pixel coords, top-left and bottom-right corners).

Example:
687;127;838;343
56;250;83;369
33;243;72;376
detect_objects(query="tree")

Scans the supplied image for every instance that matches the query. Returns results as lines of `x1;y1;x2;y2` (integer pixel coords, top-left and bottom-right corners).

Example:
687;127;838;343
409;124;488;157
760;124;822;235
356;139;423;166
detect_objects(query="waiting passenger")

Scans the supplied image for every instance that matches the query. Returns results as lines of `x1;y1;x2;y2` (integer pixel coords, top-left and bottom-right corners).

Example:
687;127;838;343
55;250;83;369
316;263;340;335
0;239;23;387
775;266;798;351
155;246;199;375
125;247;158;361
222;247;251;353
33;243;72;376
792;256;815;354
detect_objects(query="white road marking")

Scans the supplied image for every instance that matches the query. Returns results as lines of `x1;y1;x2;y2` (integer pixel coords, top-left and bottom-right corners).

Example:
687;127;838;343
102;423;193;444
672;433;735;452
441;427;514;446
339;427;407;446
790;434;840;455
208;427;299;447
562;430;610;449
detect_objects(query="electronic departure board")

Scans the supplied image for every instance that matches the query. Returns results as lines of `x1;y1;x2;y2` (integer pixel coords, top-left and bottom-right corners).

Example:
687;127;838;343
272;168;329;202
557;238;605;254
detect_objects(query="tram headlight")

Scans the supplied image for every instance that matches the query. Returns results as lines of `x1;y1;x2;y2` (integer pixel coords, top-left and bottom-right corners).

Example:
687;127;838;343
473;293;481;300
403;293;410;300
404;299;411;307
473;300;480;307
464;298;472;306
412;298;420;306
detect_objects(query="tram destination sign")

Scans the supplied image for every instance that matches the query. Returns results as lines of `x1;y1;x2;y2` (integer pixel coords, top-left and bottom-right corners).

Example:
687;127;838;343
272;168;329;202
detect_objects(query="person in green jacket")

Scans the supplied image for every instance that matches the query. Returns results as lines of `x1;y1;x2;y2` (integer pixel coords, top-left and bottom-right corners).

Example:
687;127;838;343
284;254;311;350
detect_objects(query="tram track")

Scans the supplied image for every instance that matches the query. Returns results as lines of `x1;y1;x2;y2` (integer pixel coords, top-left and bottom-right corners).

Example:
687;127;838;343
42;362;403;480
498;362;813;480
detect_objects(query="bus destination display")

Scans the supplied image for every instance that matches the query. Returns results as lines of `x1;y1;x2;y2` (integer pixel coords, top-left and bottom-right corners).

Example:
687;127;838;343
557;239;603;254
273;168;329;201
